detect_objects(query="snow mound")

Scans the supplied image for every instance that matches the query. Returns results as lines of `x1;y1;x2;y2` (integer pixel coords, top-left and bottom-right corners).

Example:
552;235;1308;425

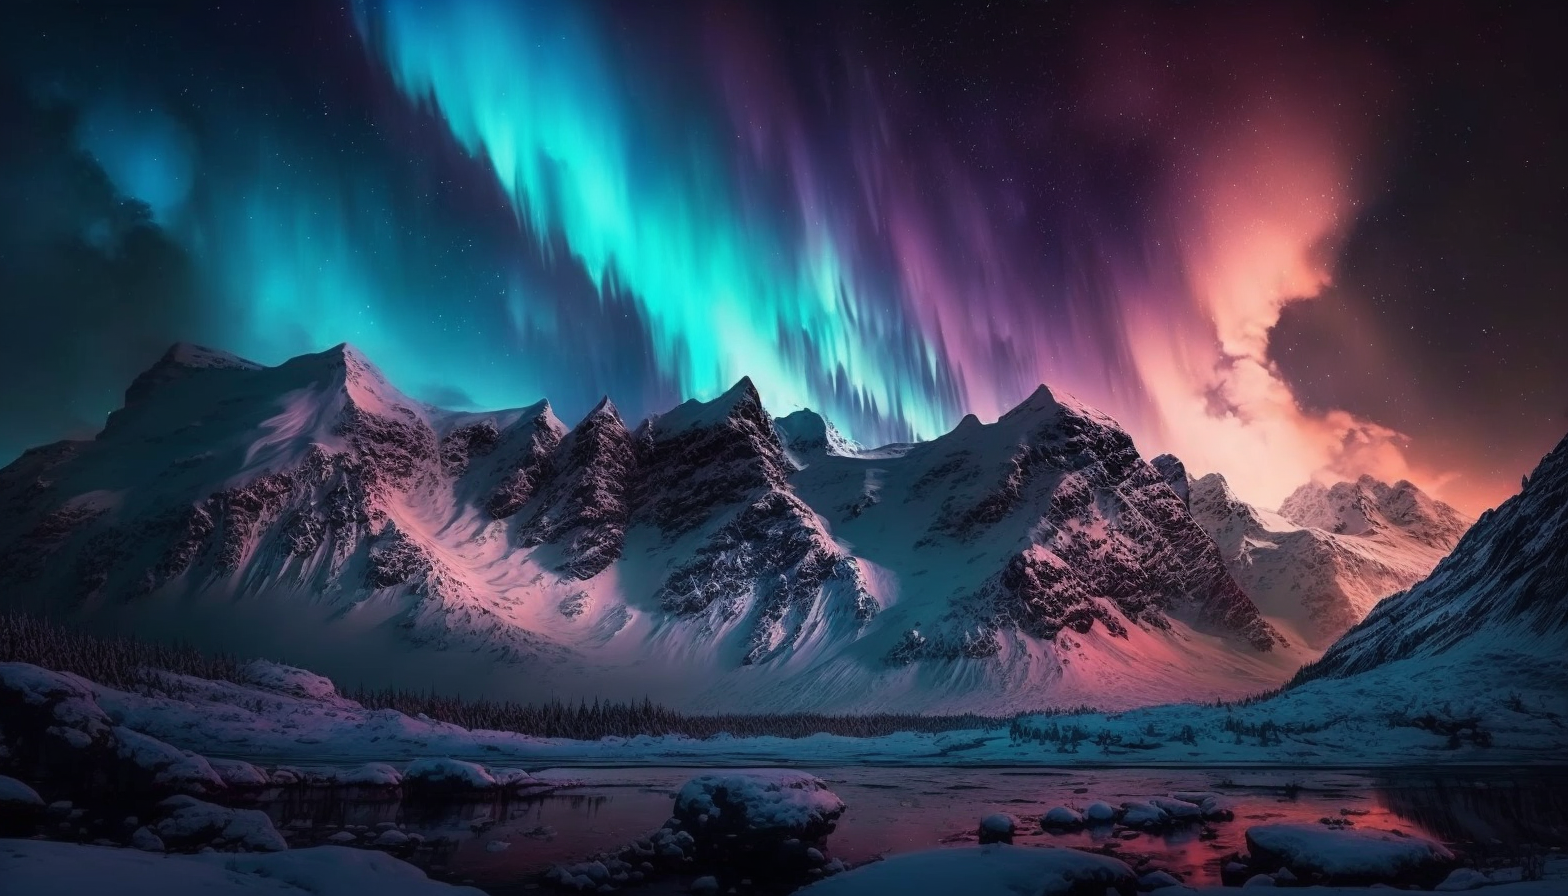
403;758;496;790
799;844;1136;896
342;762;403;787
0;840;485;895
674;770;845;840
208;758;270;788
1244;823;1455;885
111;726;225;793
153;794;287;852
241;661;343;703
0;775;43;806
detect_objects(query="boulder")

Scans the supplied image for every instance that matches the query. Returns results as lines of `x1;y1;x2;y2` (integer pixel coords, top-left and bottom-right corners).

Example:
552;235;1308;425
1042;806;1085;829
673;770;845;846
0;774;45;836
153;795;287;852
979;813;1020;844
1242;823;1456;887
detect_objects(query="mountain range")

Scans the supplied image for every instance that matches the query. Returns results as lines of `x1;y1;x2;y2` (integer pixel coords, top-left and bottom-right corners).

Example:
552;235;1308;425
0;343;1474;712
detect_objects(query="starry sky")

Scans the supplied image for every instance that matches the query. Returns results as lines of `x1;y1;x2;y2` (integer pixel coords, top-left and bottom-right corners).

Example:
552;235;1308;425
0;0;1563;515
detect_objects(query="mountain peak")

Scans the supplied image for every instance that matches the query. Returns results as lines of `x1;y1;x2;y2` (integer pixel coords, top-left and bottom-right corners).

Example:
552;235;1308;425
124;342;262;405
653;375;767;437
582;395;623;425
997;383;1114;429
776;408;859;457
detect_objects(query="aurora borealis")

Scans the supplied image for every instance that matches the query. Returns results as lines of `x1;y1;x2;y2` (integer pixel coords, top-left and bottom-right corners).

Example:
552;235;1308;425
1;1;1564;515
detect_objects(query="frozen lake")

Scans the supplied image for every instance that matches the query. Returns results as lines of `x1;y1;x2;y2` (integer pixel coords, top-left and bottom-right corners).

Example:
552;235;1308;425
255;765;1568;892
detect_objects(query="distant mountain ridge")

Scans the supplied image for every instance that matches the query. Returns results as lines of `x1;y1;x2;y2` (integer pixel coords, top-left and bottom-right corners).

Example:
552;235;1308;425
1;342;1310;711
1297;432;1568;681
1171;466;1471;648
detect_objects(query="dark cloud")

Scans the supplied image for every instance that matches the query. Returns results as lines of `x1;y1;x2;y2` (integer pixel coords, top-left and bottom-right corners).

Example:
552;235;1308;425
1268;0;1568;510
0;82;207;458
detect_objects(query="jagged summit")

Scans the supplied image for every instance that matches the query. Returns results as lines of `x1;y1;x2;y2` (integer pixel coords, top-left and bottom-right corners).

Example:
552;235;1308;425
997;383;1117;429
124;342;263;405
775;408;860;457
586;395;618;418
651;376;765;436
1278;474;1469;548
1150;454;1191;506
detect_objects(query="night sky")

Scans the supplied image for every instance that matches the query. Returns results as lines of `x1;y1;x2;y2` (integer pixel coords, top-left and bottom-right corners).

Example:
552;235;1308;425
1;1;1563;515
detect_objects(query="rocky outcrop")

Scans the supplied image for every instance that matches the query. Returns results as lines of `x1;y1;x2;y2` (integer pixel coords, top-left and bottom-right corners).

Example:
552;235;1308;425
518;399;636;579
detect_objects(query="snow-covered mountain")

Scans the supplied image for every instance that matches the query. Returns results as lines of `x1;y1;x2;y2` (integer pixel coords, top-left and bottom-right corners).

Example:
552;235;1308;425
1168;465;1470;648
0;343;1306;712
1297;432;1568;682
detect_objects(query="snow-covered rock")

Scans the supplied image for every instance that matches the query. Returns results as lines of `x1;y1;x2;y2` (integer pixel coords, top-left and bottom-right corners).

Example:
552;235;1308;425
797;844;1136;896
0;664;228;796
130;825;165;851
1149;796;1203;821
372;829;410;847
0;839;486;895
153;795;287;852
673;770;845;845
1437;867;1491;891
241;661;346;704
0;775;43;807
1118;801;1169;829
978;813;1020;843
208;758;270;788
0;774;45;836
341;762;403;788
1041;806;1084;828
1242;823;1456;886
1084;801;1118;824
402;758;496;791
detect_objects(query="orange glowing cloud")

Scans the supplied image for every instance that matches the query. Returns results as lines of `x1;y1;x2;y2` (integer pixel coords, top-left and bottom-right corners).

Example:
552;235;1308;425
1075;2;1454;510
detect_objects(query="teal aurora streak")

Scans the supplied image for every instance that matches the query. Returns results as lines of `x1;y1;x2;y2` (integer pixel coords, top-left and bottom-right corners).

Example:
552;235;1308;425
353;0;963;441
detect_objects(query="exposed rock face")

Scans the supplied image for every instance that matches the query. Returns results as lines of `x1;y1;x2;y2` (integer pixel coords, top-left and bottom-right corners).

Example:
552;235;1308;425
657;490;876;665
642;382;876;662
634;378;795;536
1188;471;1471;648
901;387;1280;658
518;398;636;579
479;403;564;520
1298;432;1568;681
1150;454;1190;507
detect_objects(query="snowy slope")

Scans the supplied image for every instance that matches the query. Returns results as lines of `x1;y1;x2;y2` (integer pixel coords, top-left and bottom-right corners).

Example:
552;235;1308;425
0;344;1299;712
1179;471;1470;648
1298;432;1568;681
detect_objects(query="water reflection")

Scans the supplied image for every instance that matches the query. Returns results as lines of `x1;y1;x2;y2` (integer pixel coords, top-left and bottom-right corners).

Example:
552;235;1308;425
252;766;1568;891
